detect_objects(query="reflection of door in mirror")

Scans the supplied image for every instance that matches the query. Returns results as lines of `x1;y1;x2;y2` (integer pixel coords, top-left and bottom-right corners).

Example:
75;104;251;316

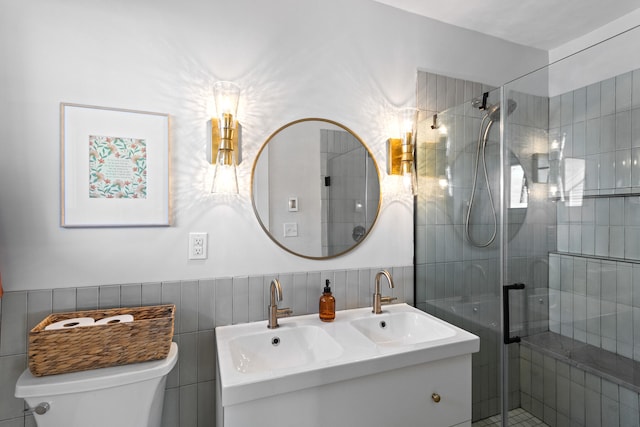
321;129;379;256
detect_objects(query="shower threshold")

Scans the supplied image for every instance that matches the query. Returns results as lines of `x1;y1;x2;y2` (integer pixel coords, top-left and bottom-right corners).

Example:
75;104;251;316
472;408;549;427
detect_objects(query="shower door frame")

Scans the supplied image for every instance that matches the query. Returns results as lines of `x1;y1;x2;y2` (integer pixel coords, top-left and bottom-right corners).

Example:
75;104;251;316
498;85;511;427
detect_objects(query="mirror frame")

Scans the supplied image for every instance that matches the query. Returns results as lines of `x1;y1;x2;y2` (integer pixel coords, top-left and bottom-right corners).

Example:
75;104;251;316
251;118;382;260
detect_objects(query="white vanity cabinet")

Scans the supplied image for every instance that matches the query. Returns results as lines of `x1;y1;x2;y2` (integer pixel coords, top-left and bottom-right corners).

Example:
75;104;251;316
215;304;479;427
217;354;471;427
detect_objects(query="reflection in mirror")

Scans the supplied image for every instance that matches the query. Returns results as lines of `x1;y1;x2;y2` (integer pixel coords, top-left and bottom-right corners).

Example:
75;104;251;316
252;119;381;259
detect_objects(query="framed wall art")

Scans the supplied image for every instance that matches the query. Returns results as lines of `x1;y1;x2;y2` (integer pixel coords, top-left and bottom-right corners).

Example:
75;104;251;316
61;103;170;227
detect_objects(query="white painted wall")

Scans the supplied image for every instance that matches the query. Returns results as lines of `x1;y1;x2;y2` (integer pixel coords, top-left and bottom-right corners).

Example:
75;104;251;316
548;10;640;96
0;0;547;290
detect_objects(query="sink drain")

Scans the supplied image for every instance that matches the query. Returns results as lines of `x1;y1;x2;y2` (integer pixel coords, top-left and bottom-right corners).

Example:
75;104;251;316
271;336;281;346
379;321;387;329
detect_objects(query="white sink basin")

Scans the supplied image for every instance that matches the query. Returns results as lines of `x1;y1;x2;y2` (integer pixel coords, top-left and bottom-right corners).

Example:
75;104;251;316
216;303;479;406
349;311;456;346
228;325;343;373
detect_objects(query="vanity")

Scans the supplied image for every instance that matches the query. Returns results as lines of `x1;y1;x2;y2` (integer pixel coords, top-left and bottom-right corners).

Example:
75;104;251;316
216;119;478;426
215;303;479;427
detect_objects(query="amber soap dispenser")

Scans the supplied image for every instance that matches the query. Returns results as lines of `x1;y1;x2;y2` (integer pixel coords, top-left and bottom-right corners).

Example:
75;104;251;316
319;279;336;322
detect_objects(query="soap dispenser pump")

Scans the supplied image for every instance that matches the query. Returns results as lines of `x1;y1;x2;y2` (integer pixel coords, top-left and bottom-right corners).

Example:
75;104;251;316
319;279;335;322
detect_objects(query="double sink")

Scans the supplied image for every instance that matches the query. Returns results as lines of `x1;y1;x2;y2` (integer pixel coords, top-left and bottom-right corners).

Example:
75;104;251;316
216;303;479;406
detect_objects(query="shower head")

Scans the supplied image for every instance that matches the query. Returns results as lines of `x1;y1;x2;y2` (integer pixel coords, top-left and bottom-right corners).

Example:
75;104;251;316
484;99;517;121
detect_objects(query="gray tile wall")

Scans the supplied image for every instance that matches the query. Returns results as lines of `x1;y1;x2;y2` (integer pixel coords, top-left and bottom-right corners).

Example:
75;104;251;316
551;70;640;263
520;67;640;427
549;70;640;198
415;72;500;310
548;253;640;361
548;68;640;361
0;265;413;427
556;194;640;261
520;346;640;427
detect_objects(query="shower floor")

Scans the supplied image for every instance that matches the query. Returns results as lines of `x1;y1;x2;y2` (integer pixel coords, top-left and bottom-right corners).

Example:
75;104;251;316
472;408;549;427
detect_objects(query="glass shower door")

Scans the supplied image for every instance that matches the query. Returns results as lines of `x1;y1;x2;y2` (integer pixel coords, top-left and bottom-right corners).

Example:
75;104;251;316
415;74;548;426
499;79;555;426
500;28;640;426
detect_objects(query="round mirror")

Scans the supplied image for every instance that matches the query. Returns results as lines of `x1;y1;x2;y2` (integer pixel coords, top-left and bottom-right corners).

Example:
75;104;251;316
251;118;381;259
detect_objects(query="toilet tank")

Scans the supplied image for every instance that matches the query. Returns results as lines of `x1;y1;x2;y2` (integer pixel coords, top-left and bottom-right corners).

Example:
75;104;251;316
15;342;178;427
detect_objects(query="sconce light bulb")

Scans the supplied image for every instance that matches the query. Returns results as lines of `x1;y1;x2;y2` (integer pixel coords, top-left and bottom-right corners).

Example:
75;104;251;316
403;120;413;134
211;163;239;195
211;148;239;195
399;107;418;129
213;81;241;119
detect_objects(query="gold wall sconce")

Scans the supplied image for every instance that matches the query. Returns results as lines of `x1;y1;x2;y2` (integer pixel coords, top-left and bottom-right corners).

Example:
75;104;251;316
387;107;418;195
211;81;241;194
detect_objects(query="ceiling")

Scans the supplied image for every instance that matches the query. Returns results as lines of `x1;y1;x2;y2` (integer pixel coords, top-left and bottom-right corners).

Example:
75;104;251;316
372;0;640;50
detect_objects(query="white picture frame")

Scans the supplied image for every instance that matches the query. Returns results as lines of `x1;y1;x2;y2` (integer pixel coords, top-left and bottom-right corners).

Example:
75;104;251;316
60;103;171;227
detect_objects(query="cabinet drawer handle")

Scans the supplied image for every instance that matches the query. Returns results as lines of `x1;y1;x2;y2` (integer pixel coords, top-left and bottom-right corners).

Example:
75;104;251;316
431;393;441;403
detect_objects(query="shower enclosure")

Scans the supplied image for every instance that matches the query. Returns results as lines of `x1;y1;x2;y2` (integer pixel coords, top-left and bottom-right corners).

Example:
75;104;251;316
415;26;640;427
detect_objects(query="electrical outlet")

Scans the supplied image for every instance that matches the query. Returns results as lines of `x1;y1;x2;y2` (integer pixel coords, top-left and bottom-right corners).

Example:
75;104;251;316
188;232;208;260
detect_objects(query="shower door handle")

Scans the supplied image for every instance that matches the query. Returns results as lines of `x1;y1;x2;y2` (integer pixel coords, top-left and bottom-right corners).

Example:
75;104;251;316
503;283;525;344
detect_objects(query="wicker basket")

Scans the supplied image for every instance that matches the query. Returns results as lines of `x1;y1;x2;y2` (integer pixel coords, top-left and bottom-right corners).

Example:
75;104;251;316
28;304;175;377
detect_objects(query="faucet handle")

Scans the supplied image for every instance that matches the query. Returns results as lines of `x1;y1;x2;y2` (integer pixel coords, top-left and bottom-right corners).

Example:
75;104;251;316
380;296;397;305
277;307;293;318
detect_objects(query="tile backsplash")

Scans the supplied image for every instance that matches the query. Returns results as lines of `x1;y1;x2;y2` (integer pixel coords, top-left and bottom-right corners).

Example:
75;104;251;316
0;265;413;427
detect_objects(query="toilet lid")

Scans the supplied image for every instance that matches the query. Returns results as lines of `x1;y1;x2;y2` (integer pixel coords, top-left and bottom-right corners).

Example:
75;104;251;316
15;342;178;398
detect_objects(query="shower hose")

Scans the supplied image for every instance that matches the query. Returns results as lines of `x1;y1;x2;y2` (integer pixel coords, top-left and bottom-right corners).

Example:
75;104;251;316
465;114;497;248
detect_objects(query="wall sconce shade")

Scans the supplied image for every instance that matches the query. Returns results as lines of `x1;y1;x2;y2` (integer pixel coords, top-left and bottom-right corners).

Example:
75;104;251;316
387;107;418;196
211;81;241;195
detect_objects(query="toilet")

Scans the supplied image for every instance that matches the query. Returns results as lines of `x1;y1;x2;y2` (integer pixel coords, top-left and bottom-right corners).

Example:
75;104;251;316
15;342;178;427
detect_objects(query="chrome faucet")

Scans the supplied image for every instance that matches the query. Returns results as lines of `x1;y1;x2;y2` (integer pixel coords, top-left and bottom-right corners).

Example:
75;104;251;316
372;270;397;314
268;278;292;329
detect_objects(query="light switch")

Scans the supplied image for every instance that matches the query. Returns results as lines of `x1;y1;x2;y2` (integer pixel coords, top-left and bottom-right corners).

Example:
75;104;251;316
283;222;298;237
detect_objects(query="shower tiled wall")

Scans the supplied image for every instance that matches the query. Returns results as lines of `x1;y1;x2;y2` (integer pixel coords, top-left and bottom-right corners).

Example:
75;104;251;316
536;67;640;427
548;253;640;361
415;72;499;310
548;70;640;197
519;345;640;427
548;67;640;361
0;265;413;427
